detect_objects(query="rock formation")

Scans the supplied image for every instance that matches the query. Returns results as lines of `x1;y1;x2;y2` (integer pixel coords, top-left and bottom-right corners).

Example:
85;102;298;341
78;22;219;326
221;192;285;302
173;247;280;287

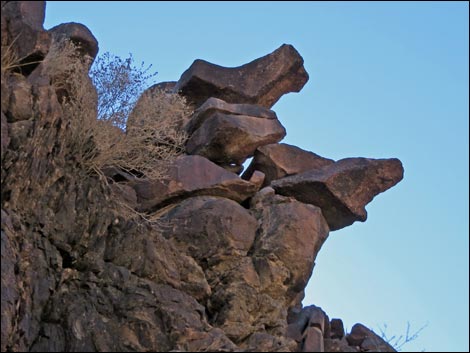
1;2;403;352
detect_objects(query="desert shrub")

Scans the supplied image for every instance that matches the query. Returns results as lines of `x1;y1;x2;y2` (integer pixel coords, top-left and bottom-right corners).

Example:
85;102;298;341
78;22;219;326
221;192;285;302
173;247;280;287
48;41;192;182
90;52;158;129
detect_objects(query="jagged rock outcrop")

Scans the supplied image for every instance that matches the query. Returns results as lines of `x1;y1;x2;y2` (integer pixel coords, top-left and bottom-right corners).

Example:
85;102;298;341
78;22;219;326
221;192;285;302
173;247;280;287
1;2;403;352
242;143;335;186
173;43;309;108
271;158;404;231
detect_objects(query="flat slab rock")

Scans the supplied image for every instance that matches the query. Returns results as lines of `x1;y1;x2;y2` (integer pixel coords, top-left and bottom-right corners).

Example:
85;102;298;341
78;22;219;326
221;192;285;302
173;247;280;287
186;111;286;166
129;155;259;212
271;157;404;231
242;143;335;186
185;97;277;135
174;44;309;108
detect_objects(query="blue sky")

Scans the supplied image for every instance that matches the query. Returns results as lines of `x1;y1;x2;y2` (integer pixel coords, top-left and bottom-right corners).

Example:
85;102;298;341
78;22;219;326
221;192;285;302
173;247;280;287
44;2;469;351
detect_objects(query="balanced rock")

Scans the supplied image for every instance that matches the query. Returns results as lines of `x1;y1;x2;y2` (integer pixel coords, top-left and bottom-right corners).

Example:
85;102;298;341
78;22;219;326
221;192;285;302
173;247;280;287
174;44;309;108
186;111;286;166
242;143;335;186
129;155;259;211
185;97;277;134
272;157;404;231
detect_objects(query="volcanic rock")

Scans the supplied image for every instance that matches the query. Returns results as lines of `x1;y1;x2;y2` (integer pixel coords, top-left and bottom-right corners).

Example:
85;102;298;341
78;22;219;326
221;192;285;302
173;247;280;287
174;44;309;108
129;155;259;211
272;157;404;231
186;111;286;166
242;143;335;186
49;22;99;61
185;97;277;134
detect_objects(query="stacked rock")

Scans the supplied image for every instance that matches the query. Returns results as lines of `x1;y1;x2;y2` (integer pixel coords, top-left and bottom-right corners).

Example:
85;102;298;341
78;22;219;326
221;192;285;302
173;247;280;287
122;44;403;351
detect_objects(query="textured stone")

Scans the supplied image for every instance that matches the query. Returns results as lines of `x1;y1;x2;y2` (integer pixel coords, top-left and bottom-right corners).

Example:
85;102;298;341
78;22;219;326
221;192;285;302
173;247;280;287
159;196;258;262
174;44;309;108
129;155;258;211
251;193;329;300
272;158;404;231
242;143;335;186
2;1;51;75
186;96;277;134
302;326;324;352
1;113;10;159
186;111;286;165
5;74;33;122
49;22;99;60
330;318;345;339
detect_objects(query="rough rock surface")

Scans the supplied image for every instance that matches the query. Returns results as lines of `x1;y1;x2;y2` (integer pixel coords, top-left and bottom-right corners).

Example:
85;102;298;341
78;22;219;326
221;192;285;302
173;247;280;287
242;143;335;186
174;44;309;108
1;2;402;352
186;96;277;134
128;155;259;212
186;111;286;166
49;22;99;60
272;157;404;231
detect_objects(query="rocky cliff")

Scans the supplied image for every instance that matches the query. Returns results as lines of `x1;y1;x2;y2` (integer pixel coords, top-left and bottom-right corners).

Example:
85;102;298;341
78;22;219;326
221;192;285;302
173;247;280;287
1;2;403;352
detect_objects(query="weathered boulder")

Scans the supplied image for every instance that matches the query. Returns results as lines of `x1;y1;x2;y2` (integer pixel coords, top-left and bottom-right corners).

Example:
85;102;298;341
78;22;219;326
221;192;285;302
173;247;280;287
243;143;335;186
250;189;330;301
346;323;395;352
174;44;309;108
185;97;277;134
49;22;99;61
330;318;345;339
186;111;286;166
1;1;50;75
272;158;404;231
159;196;258;263
129;155;259;212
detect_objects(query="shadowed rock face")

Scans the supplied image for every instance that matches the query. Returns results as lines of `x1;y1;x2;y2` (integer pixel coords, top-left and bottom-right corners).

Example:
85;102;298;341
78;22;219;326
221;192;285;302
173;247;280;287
242;143;335;186
174;44;309;108
128;155;259;212
272;158;404;231
1;2;401;351
186;112;286;166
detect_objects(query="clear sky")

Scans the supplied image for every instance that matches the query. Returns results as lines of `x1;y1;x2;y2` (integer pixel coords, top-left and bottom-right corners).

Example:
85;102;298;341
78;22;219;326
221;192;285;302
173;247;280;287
44;2;469;351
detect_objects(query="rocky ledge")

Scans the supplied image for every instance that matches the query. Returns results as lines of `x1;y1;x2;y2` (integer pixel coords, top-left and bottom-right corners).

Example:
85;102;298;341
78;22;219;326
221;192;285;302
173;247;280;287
1;1;402;352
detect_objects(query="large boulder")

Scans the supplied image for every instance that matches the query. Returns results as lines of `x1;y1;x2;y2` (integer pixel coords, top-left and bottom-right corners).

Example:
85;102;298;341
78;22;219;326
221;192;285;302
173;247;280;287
159;196;258;263
49;22;99;61
174;44;309;108
129;155;259;212
185;97;277;134
242;143;335;186
186;111;286;166
271;158;404;231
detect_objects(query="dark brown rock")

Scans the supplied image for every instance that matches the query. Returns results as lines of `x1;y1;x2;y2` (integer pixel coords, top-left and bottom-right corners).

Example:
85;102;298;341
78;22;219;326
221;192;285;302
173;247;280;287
243;143;335;186
174;44;309;108
272;158;404;231
159;196;258;263
302;326;324;352
250;191;329;301
49;22;99;60
346;323;395;352
1;113;10;159
2;1;51;75
324;338;358;352
330;318;345;339
186;111;286;165
5;74;33;122
186;96;277;134
129;155;258;211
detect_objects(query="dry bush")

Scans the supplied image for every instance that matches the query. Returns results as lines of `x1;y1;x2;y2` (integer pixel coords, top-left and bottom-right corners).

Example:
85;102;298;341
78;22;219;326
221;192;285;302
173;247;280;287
90;52;158;129
49;41;192;182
